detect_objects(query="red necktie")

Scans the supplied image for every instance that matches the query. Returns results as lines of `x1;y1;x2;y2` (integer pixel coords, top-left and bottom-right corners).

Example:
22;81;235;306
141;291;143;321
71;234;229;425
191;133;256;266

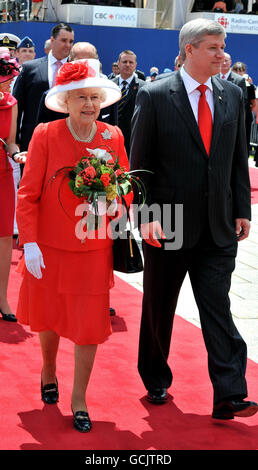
52;60;63;87
197;84;213;156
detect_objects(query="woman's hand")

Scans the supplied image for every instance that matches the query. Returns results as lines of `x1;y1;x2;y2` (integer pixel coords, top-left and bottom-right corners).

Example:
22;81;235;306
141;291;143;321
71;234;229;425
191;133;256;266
12;151;27;164
24;242;45;279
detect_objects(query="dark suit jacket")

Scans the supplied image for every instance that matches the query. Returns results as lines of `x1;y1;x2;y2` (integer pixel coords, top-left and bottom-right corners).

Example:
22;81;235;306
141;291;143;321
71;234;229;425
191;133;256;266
113;75;145;155
13;56;50;151
130;72;251;249
155;71;174;81
36;90;118;126
225;71;253;138
226;71;247;99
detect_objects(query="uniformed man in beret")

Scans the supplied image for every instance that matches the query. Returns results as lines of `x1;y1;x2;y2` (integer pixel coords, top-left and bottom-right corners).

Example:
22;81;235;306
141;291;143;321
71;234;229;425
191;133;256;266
0;33;20;58
16;36;36;65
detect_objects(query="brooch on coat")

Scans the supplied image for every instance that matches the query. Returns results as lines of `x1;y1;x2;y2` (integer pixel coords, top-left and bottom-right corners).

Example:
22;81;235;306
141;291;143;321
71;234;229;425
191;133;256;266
101;129;112;140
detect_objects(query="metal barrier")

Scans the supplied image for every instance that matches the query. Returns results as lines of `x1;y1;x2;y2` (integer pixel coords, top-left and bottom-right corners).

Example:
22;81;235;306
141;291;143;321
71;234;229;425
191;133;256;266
250;114;258;147
0;0;30;21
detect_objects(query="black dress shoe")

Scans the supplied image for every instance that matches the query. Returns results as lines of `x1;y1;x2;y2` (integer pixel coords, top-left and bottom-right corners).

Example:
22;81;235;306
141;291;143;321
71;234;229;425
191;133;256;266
41;378;59;404
212;399;258;420
0;309;17;322
109;307;116;316
72;408;92;433
146;388;168;404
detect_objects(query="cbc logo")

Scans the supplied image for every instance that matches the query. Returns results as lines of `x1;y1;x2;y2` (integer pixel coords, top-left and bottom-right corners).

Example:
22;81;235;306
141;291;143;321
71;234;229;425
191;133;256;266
94;12;136;21
95;13;113;19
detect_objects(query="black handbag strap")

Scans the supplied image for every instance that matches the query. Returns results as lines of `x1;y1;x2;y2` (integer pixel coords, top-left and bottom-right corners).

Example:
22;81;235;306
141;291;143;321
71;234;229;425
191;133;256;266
120;195;132;229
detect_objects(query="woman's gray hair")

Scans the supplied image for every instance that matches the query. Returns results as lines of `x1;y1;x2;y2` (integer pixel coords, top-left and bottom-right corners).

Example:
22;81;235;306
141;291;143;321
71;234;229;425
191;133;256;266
58;87;107;112
179;18;226;62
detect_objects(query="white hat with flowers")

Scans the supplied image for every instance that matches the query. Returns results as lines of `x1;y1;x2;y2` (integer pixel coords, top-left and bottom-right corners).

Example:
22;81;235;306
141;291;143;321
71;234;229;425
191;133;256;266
45;59;121;113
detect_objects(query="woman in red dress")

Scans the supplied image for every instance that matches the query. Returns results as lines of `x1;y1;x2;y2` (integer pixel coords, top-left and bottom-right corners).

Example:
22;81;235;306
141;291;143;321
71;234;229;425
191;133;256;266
0;47;26;322
16;59;132;432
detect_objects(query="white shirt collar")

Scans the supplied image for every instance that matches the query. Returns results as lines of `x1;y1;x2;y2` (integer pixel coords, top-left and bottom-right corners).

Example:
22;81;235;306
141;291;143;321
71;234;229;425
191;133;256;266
118;73;136;87
48;49;68;65
220;70;230;80
180;65;213;94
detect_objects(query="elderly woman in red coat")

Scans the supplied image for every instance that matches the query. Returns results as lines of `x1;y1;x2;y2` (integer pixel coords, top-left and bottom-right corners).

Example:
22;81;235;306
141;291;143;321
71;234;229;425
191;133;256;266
16;59;132;432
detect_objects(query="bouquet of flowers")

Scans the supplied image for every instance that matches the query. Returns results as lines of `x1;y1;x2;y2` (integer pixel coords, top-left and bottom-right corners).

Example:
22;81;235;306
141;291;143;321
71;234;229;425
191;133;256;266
69;147;132;212
48;146;148;229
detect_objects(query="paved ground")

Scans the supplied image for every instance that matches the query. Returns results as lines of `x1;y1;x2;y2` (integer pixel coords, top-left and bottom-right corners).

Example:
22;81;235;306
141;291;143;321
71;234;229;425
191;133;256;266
115;160;258;364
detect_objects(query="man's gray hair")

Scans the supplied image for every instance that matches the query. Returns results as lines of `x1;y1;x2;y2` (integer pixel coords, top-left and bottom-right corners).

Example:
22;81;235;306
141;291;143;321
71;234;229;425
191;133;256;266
179;18;226;62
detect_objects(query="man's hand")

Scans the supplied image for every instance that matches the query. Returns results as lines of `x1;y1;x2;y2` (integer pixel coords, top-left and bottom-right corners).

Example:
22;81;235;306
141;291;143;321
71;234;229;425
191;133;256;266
140;221;166;247
235;218;251;242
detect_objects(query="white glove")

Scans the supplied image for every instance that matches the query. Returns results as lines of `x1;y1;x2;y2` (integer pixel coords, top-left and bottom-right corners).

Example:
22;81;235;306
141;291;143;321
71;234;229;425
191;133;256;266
13;151;27;164
107;198;118;216
88;198;118;216
88;199;107;216
24;242;45;279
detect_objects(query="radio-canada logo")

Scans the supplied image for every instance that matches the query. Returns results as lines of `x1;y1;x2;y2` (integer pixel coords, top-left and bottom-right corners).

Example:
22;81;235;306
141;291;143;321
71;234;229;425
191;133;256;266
217;16;229;28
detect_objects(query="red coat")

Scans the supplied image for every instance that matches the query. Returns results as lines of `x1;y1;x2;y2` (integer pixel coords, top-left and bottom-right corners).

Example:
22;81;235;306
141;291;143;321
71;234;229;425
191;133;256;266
17;119;133;251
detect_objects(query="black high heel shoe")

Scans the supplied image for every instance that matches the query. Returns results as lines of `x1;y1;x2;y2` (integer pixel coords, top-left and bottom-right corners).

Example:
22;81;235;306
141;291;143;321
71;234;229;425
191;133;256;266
71;407;92;433
41;377;59;404
0;309;17;322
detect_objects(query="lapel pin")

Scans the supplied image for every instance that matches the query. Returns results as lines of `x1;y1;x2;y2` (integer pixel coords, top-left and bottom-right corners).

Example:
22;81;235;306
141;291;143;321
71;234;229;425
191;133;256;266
101;129;112;140
219;96;223;101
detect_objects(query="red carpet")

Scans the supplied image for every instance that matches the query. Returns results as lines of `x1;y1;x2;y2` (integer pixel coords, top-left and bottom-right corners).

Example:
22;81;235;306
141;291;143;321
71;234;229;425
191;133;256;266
0;247;258;451
1;167;258;451
250;167;258;205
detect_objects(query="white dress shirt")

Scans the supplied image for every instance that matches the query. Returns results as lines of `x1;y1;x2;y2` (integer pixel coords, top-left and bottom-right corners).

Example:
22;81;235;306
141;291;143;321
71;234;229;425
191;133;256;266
180;65;214;123
118;72;136;93
220;70;230;80
48;50;68;88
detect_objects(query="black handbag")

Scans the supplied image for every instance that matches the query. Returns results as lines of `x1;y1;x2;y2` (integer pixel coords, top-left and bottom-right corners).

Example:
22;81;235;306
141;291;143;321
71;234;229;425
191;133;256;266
112;199;143;274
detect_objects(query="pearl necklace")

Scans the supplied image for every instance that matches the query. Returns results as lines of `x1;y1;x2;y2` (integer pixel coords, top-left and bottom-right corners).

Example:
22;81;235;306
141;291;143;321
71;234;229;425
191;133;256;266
66;118;97;143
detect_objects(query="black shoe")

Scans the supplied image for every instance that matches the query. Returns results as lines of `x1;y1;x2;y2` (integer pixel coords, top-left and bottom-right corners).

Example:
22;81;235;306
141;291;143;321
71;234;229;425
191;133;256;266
41;378;59;404
0;309;17;322
146;388;168;404
109;307;116;316
72;408;92;433
212;399;258;420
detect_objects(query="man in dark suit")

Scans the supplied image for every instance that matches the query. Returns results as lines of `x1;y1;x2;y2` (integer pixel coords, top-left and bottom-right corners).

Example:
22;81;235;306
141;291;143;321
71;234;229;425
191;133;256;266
130;18;258;420
113;50;145;155
219;52;252;151
13;22;74;151
219;52;246;91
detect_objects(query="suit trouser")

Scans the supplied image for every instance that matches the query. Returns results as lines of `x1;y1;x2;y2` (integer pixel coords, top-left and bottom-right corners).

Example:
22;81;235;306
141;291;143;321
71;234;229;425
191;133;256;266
138;225;248;404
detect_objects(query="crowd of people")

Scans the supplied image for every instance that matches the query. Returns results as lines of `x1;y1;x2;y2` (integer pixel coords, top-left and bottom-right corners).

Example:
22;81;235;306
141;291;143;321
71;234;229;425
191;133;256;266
192;0;258;13
0;1;137;23
0;17;258;434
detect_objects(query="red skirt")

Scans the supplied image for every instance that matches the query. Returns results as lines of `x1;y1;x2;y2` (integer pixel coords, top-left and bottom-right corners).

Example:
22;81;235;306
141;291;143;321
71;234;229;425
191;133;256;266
16;244;114;345
0;168;15;237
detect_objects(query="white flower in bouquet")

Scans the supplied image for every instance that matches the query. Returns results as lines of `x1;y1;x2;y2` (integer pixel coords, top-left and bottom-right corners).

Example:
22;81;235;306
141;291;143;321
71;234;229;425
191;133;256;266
86;147;112;163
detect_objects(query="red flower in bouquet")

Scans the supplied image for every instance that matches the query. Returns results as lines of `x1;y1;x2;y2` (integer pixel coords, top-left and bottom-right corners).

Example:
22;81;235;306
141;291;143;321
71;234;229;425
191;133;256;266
56;61;96;86
100;173;111;187
84;166;96;178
